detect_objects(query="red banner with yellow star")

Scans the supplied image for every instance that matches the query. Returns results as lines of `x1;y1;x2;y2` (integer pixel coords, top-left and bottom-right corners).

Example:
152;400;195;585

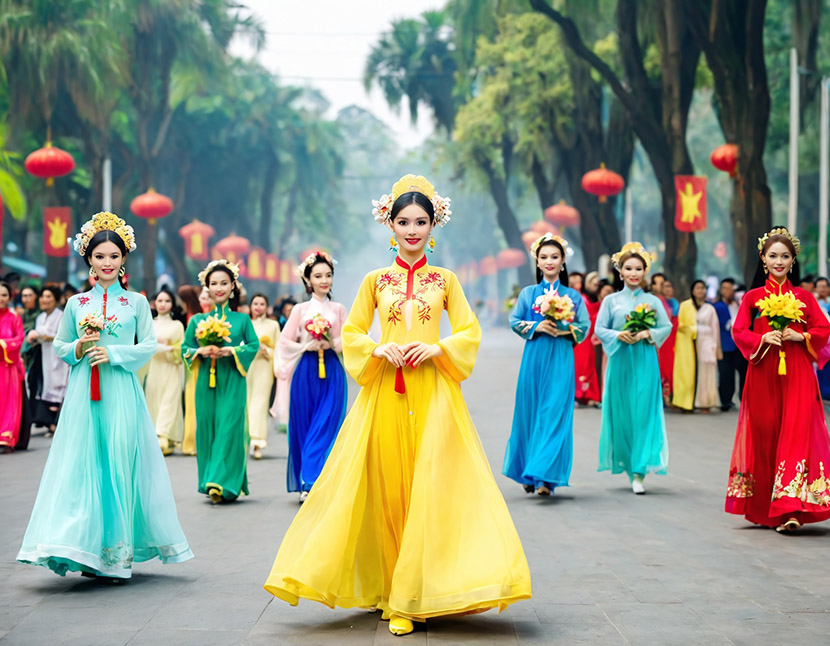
674;176;707;233
43;207;72;257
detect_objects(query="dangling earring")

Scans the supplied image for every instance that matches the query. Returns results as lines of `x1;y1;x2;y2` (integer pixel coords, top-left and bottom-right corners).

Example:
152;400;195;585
763;264;769;274
89;267;97;279
389;236;398;252
118;266;126;277
230;289;235;299
428;236;436;253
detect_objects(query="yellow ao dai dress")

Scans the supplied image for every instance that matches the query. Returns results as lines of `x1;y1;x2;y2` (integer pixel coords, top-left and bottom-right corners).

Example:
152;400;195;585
247;316;280;451
144;313;185;451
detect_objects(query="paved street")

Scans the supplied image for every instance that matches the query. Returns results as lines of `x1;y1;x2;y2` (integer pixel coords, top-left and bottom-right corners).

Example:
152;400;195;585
3;327;830;645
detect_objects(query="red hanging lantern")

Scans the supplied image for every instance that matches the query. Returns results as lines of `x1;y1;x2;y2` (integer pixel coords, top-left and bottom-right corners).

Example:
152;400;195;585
178;219;215;260
25;142;75;186
213;234;251;264
710;143;738;178
247;247;266;280
529;220;553;235
130;188;174;225
522;231;539;250
480;256;498;276
582;163;625;203
544;200;580;227
497;248;527;270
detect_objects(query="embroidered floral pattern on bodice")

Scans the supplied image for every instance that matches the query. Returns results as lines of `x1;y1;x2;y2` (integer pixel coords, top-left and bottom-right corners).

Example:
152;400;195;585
118;296;129;306
376;268;447;326
78;296;90;306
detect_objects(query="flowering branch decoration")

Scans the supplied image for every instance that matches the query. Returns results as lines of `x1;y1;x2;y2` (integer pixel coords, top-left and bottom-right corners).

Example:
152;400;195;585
296;250;337;282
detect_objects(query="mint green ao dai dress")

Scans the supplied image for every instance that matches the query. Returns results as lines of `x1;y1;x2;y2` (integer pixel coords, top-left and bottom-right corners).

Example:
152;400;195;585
595;285;672;480
17;282;193;578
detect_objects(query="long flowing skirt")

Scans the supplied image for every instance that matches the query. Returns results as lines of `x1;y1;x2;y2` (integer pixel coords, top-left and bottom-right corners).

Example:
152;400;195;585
574;336;600;403
504;335;575;489
287;350;347;492
598;341;668;478
265;360;531;621
0;363;22;447
17;364;193;577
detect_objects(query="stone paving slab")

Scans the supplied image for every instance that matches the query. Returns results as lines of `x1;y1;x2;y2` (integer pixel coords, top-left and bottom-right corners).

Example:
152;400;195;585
2;327;830;644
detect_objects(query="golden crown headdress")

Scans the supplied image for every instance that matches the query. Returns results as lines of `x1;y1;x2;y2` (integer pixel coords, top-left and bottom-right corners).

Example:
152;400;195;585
73;211;137;257
531;232;569;256
757;227;802;256
372;174;452;227
611;242;656;272
296;250;337;281
198;259;240;286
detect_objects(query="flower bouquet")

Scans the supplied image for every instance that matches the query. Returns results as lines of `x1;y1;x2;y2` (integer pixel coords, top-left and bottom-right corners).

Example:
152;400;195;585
80;313;106;401
305;314;332;378
532;288;576;334
754;291;805;375
195;315;232;388
622;303;657;335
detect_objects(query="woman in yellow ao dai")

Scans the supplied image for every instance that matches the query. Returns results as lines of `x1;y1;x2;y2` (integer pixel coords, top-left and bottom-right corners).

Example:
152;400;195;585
264;176;531;636
246;293;280;459
144;288;185;454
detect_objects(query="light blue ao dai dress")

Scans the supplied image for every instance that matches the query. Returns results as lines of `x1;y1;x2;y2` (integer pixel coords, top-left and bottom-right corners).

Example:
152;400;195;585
503;278;590;491
594;285;672;480
17;282;193;578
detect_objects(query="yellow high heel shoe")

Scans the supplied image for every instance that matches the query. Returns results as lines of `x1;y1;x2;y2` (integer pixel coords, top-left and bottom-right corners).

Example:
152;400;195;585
388;615;414;636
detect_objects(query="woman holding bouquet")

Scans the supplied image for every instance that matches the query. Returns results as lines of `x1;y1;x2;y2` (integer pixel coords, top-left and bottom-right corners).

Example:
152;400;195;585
264;175;530;636
17;212;192;578
672;280;722;412
247;293;281;460
503;233;590;495
182;260;259;503
277;252;347;500
595;243;672;494
725;228;830;532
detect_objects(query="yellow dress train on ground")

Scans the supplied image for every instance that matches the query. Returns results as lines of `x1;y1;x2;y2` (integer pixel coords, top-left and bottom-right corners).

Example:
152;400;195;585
264;257;531;621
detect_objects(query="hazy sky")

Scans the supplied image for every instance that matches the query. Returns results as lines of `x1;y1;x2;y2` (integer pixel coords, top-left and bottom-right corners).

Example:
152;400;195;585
233;0;442;148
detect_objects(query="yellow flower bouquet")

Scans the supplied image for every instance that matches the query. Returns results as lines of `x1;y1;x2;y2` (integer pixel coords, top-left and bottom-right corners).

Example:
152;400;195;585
195;315;232;387
754;291;805;375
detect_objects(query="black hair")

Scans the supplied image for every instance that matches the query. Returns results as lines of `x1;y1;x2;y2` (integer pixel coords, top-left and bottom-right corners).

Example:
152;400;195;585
650;272;666;285
20;284;40;297
534;239;570;286
204;264;241;311
390;191;435;224
802;274;815;284
152;286;186;325
816;277;830;287
0;280;11;300
63;282;78;295
249;292;270;308
84;230;129;287
719;277;735;286
690;279;707;310
39;285;62;304
303;254;335;299
750;226;802;289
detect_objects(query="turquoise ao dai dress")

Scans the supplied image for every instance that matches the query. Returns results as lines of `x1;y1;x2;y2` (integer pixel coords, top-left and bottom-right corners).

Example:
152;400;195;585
17;282;193;577
595;285;672;480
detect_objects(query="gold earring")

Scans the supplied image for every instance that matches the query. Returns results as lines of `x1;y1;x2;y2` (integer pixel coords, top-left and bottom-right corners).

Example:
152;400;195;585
763;264;768;274
389;236;398;252
89;267;97;279
119;267;126;277
428;236;436;253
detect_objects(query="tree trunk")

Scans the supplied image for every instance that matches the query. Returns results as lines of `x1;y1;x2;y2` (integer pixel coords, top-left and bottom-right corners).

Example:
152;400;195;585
259;153;280;243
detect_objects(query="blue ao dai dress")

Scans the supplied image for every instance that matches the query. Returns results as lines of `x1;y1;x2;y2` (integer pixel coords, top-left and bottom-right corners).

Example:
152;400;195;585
17;282;193;577
595;285;672;480
503;278;590;490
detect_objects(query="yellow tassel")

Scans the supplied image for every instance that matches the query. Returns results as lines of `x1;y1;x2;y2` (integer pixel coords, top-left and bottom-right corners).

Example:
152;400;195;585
318;348;326;379
778;350;787;376
210;357;217;388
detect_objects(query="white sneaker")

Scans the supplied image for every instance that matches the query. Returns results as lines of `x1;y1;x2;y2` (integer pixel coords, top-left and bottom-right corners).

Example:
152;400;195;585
632;476;645;495
299;491;309;503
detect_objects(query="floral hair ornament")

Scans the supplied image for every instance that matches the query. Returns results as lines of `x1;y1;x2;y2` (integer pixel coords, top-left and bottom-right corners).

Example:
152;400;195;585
73;211;137;257
371;173;452;227
531;232;569;257
296;250;337;282
611;242;656;272
198;259;240;286
757;227;802;257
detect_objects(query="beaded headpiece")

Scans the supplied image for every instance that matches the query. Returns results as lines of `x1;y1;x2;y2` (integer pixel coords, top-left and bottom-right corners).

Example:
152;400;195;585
531;232;569;256
757;227;802;257
73;211;137;257
296;250;337;282
611;242;655;272
372;174;452;227
198;259;240;286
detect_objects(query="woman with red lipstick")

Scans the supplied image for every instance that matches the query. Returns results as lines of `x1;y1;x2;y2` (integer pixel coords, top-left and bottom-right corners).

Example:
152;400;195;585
182;259;259;503
277;252;347;501
264;175;531;637
725;228;830;532
595;242;672;495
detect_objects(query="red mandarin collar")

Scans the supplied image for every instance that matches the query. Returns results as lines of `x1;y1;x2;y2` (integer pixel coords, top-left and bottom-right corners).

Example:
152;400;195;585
395;255;428;272
765;277;793;295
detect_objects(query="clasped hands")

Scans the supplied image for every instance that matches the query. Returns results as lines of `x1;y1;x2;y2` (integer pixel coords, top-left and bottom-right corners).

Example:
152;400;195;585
762;328;803;346
372;341;443;368
77;328;110;367
518;319;570;337
308;339;332;352
617;329;651;344
195;344;234;359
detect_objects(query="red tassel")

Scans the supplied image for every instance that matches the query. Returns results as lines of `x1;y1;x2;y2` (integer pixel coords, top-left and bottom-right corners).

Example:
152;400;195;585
90;365;101;401
395;366;406;394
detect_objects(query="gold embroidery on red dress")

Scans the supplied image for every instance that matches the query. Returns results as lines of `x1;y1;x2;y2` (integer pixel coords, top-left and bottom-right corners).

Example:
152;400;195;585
726;470;755;499
772;459;830;506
